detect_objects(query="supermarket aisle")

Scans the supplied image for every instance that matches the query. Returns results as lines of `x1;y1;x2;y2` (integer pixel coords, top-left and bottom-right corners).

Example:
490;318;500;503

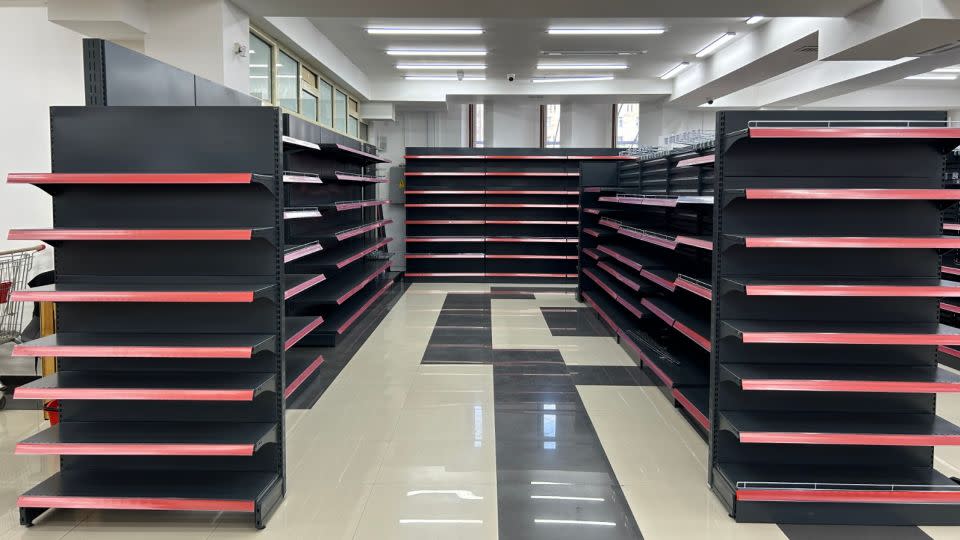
3;282;960;539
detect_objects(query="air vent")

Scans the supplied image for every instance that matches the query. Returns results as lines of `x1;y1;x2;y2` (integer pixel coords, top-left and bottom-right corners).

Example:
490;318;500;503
915;41;960;56
795;45;819;53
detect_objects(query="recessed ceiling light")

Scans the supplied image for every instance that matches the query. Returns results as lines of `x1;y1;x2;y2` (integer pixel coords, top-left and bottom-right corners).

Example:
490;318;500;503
396;63;486;70
540;50;645;57
746;16;765;25
532;76;615;83
387;49;487;56
905;73;958;80
404;75;487;81
660;62;690;79
536;63;629;70
367;27;483;35
933;66;960;73
696;32;737;58
547;27;665;35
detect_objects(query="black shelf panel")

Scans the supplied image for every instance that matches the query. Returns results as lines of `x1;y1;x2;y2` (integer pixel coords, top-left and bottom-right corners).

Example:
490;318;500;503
17;422;277;456
582;266;648;321
723;234;960;250
284;316;325;351
720;320;960;346
284;274;327;300
595;243;667;273
11;282;277;303
674;385;710;432
284;347;326;400
9;227;276;243
287;237;392;271
14;371;277;401
622;329;709;388
641;297;711;351
719;411;960;446
13;333;277;358
580;289;642;338
289;260;392;306
19;469;279;515
310;275;397;344
721;363;960;393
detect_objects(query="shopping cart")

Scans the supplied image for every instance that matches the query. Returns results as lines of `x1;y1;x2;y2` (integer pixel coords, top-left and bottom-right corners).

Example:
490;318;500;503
0;244;45;410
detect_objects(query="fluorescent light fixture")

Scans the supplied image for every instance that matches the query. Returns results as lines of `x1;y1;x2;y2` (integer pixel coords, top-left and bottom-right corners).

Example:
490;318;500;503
660;62;690;79
905;73;958;80
933;66;960;73
531;76;615;83
536;63;628;70
396;63;486;70
696;32;737;58
530;495;605;502
407;490;483;500
404;75;487;81
387;49;487;56
367;27;483;35
534;519;617;526
746;16;765;24
548;27;665;35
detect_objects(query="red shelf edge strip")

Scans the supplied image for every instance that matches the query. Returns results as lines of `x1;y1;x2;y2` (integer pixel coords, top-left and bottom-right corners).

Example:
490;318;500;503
284;243;323;263
7;173;255;185
10;291;256;303
741;379;960;393
736;489;960;504
285;275;327;300
672;388;710;431
741;332;960;345
285;316;326;351
11;345;253;359
14;388;255;401
338;280;395;334
18;496;255;513
15;443;254;456
739;432;960;446
337;238;392;268
284;353;325;399
748;285;960;297
336;261;392;305
746;188;960;200
9;229;254;241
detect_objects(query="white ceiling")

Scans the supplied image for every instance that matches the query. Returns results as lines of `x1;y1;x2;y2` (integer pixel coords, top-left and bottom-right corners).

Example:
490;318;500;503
309;17;765;83
235;0;875;18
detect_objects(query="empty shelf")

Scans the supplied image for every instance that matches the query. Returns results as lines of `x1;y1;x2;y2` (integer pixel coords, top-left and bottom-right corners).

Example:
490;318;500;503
319;143;390;164
583;267;647;321
405;190;484;195
404;171;486;177
485;220;578;225
405;272;575;278
407;237;485;243
596;244;666;273
582;248;600;260
597;260;644;292
328;200;388;211
10;283;276;303
722;363;960;393
295;238;392;269
719;462;960;505
8;173;270;186
405;253;484;259
621;329;710;389
285;348;326;399
726;235;960;249
737;188;960;201
12;333;276;359
295;260;392;305
943;264;960;277
283;207;322;220
284;274;327;300
581;290;640;338
8;228;273;242
720;411;960;446
486;237;577;243
18;470;278;514
721;321;960;346
332;219;392;241
285;316;325;351
676;155;715;167
673;386;711;431
723;277;960;297
406;220;485;225
16;422;276;456
14;372;277;401
598;195;713;207
284;241;323;263
675;275;713;300
316;277;396;337
641;297;711;351
283;173;323;184
405;203;484;208
748;126;960;139
485;203;579;208
330;172;386;183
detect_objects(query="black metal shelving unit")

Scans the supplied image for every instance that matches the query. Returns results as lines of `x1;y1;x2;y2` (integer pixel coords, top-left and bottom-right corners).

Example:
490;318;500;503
578;139;717;433
709;111;960;525
5;106;285;528
280;115;397;400
404;148;626;281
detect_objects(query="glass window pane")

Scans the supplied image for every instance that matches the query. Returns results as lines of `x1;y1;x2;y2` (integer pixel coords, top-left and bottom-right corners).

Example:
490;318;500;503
248;33;272;102
544;104;561;148
348;116;359;137
277;50;299;112
360;122;368;141
301;89;318;121
318;79;333;126
616;103;640;148
334;90;347;132
301;66;317;88
474;103;484;148
348;98;359;115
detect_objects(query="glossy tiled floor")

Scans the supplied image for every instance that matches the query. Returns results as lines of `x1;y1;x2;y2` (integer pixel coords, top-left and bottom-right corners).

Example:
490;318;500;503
3;282;960;539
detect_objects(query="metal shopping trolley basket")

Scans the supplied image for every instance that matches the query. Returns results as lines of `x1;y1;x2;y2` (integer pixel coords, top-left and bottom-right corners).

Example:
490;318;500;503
0;244;45;409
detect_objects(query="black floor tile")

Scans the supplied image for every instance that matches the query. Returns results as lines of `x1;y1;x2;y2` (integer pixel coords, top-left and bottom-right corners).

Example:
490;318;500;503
496;439;619;486
422;345;492;364
495;409;600;444
541;307;613;337
497;482;642;540
569;366;656;386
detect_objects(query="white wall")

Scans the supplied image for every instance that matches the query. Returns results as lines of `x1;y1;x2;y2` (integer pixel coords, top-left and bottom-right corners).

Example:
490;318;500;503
0;7;85;275
487;102;540;147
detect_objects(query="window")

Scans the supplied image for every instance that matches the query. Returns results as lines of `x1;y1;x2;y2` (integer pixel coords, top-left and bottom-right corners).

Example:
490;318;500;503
360;122;369;142
614;103;640;148
248;32;272;102
301;89;318;121
318;79;333;127
348;116;359;137
277;50;299;112
470;104;485;148
301;66;317;88
541;104;561;148
334;90;347;132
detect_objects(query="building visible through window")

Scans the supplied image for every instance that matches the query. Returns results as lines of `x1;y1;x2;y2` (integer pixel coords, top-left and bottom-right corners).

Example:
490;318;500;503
615;103;641;148
543;104;561;148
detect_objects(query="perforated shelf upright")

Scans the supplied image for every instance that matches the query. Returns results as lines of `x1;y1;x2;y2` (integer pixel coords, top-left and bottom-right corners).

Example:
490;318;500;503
404;148;625;281
709;111;960;525
6;106;286;528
